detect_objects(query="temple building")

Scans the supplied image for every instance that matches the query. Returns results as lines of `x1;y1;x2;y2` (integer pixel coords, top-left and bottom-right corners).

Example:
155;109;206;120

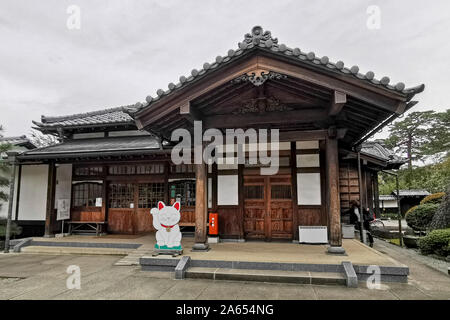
7;26;423;253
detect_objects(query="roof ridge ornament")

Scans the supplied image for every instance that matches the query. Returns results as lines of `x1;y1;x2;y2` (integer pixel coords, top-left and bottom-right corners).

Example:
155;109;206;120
243;26;278;47
231;69;287;86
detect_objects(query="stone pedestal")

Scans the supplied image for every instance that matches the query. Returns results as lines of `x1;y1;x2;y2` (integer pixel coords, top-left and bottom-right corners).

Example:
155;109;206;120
192;243;210;252
327;246;346;255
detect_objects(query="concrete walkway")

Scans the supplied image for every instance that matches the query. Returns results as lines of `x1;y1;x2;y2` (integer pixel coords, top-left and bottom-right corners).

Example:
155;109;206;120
0;246;449;299
373;239;450;299
26;234;404;268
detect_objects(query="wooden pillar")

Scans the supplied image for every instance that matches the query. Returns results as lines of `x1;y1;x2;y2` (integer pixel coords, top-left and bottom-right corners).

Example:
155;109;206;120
290;141;299;240
238;163;244;240
44;162;57;237
14;164;22;221
326;136;344;253
193;163;209;251
373;172;380;218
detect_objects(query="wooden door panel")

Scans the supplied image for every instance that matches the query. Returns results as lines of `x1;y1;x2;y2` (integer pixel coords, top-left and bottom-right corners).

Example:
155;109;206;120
108;209;134;234
243;175;294;240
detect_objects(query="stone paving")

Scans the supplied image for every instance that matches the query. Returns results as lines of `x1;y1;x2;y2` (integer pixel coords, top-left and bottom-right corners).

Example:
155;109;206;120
0;239;449;300
29;234;404;268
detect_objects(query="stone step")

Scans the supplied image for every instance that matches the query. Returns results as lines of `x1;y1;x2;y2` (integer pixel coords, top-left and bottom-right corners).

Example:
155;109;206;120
20;246;130;256
185;267;346;286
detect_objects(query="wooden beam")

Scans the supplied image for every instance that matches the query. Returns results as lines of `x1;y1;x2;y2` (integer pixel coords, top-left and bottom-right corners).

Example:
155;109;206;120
203;109;327;129
136;54;406;130
290;141;299;240
326;136;342;247
329;91;347;116
44;162;56;237
180;101;203;124
193;163;209;250
279;130;328;141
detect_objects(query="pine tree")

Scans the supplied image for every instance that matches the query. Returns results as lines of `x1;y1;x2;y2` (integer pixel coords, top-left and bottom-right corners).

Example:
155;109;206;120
0;125;12;210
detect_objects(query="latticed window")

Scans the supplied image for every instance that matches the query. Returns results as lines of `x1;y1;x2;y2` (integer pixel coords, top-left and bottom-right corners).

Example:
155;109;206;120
271;185;292;199
108;164;164;175
170;164;195;173
138;183;165;208
108;183;134;208
74;166;103;177
169;180;196;207
72;182;103;207
244;185;264;199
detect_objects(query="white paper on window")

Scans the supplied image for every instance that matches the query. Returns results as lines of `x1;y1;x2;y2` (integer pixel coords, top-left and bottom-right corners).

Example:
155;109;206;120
217;175;239;205
297;173;321;205
296;154;320;168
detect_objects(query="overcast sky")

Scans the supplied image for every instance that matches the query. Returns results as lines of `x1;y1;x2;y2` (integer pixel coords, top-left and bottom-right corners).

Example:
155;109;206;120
0;0;449;139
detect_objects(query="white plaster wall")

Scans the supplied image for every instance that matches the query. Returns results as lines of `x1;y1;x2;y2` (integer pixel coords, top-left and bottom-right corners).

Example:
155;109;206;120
380;200;398;208
297;173;321;205
17;165;49;221
217;175;238;205
54;164;72;209
296;141;319;149
296;154;320;167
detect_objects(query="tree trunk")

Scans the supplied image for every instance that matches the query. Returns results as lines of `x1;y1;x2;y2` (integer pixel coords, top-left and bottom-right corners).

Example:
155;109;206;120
407;133;412;170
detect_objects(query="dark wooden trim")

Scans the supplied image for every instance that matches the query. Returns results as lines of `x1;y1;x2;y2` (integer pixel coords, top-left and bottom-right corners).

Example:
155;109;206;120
216;170;239;175
296;149;320;155
102;165;108;223
279;130;328;142
373;171;380;218
212;163;218;212
296;167;321;173
238;164;244;239
194;163;208;244
14;164;22;221
203;109;327;129
44;162;57;237
290;141;299;240
325;136;341;246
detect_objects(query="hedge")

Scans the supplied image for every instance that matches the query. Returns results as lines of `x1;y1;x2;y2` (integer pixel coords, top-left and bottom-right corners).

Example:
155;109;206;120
405;203;439;231
420;192;445;205
0;219;22;238
419;228;450;257
405;205;418;217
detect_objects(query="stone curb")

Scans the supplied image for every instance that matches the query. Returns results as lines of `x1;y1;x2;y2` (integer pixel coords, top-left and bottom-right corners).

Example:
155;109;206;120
342;261;358;288
13;238;33;253
175;256;191;279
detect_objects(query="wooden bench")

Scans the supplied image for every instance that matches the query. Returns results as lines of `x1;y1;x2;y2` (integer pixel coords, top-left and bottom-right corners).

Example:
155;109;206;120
67;221;107;236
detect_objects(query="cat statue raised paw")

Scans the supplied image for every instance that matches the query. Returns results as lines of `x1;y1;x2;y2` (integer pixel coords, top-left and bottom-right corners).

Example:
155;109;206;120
150;201;182;250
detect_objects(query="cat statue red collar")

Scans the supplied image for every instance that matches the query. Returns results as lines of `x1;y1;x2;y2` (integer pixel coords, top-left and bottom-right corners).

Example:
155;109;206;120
150;201;182;250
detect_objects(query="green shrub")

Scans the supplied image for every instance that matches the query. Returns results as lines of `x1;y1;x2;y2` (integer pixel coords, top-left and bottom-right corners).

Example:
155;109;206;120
430;187;450;230
405;203;439;231
405;205;418;217
419;228;450;257
420;192;445;205
0;219;22;238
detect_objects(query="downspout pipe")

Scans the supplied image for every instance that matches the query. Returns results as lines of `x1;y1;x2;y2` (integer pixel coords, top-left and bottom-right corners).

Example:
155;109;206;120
4;151;19;253
356;150;365;243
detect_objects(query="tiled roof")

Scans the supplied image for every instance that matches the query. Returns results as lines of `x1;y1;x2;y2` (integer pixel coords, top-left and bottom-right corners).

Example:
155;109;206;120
0;135;36;149
19;136;160;160
392;189;430;197
33;106;136;129
133;25;425;111
361;140;405;164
